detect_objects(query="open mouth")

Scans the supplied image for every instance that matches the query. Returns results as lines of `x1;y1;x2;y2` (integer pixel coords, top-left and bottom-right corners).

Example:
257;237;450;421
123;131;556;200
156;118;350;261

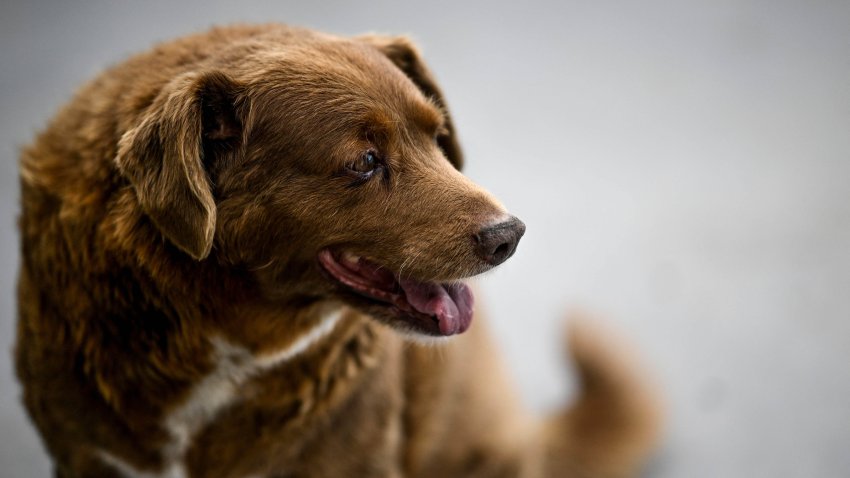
318;249;474;336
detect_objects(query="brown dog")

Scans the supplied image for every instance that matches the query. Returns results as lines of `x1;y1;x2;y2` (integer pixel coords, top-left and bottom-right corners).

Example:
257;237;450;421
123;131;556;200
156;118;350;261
16;24;661;478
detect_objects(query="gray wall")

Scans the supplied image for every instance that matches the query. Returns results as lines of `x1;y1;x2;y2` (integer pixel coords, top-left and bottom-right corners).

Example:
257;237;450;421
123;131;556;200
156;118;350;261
2;1;849;476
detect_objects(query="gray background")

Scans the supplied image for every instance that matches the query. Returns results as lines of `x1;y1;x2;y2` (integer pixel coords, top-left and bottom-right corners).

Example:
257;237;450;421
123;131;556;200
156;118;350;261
2;1;849;476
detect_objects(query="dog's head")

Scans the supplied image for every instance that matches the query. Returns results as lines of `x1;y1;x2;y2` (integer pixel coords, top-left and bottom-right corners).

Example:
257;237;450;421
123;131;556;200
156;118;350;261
116;33;524;337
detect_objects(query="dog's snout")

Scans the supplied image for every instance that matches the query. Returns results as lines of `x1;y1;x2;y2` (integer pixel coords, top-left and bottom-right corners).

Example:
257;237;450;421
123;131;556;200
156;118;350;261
473;216;526;266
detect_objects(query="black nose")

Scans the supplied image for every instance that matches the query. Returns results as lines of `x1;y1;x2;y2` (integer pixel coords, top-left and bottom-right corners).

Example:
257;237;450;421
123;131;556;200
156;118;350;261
473;216;526;266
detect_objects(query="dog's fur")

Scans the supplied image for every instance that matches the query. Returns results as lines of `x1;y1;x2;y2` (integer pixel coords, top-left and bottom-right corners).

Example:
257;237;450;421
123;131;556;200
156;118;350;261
16;24;661;478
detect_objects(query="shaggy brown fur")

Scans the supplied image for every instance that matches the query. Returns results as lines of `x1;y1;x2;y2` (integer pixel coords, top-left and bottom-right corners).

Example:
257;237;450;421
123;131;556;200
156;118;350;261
16;24;661;478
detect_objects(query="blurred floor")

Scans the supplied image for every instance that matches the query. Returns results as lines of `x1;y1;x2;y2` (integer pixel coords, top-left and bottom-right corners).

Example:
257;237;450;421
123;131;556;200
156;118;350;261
1;1;849;476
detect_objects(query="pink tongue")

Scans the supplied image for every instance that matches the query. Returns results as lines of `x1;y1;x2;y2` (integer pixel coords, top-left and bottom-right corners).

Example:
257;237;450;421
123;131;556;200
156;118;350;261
398;279;474;335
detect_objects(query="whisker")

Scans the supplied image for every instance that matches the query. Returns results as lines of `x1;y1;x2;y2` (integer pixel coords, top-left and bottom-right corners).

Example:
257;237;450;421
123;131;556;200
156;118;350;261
251;258;276;271
402;250;425;282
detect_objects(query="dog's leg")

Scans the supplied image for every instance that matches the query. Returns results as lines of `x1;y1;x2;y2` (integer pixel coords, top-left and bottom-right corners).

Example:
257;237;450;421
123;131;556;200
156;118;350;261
402;311;539;478
403;307;661;478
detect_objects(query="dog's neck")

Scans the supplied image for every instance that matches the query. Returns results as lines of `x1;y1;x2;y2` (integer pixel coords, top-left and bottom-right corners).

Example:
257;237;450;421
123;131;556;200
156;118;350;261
90;271;356;413
94;296;388;476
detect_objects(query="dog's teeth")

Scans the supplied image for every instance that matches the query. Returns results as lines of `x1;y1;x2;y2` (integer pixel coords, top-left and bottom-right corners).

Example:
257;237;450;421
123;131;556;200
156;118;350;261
342;251;361;264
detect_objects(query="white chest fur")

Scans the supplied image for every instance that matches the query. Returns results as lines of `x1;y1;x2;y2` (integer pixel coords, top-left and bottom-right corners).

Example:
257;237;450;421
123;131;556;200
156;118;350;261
99;309;343;478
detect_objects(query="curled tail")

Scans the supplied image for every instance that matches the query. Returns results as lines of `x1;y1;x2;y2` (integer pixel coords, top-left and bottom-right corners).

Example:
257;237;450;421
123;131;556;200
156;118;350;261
540;314;664;478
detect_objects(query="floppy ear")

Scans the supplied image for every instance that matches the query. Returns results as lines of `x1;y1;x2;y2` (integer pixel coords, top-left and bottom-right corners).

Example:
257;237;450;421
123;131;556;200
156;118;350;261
115;71;243;260
358;35;464;170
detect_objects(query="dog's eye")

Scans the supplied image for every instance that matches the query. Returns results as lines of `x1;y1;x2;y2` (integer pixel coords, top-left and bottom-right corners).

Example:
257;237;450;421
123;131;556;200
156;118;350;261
349;150;380;173
342;150;385;187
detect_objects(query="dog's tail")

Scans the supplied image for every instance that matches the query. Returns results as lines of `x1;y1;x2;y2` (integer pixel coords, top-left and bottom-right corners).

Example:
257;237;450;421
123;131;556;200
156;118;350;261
538;313;663;478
